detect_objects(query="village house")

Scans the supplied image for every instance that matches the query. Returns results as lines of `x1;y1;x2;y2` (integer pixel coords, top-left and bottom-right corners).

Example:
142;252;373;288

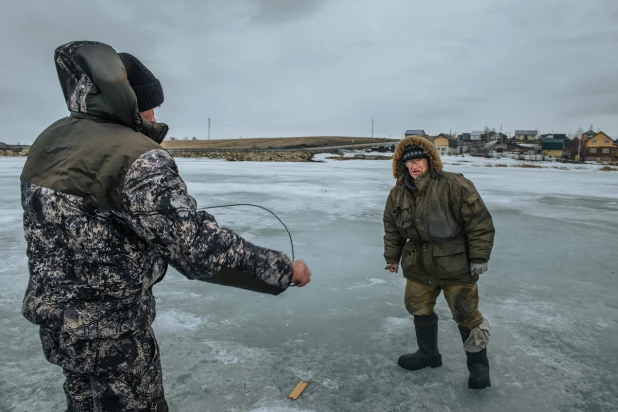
404;129;426;137
541;138;565;158
432;133;459;155
470;131;483;141
582;130;618;162
456;141;471;153
541;133;568;140
457;133;471;141
493;143;509;153
515;130;538;141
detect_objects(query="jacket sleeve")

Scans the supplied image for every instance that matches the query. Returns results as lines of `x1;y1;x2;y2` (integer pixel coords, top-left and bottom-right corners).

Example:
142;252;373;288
383;189;406;264
454;177;495;261
119;149;293;291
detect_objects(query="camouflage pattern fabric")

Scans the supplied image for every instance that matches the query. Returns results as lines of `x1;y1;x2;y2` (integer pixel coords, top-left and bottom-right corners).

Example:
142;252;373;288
21;41;294;410
21;148;293;340
54;40;144;130
21;178;163;339
21;148;293;409
404;279;483;330
119;149;294;290
41;327;168;411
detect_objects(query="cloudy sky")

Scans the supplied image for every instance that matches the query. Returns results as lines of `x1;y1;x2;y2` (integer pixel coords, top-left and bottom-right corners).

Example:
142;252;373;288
1;0;617;144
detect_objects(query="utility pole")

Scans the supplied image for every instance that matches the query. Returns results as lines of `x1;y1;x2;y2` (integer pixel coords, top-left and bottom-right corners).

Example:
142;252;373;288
372;117;374;138
208;117;211;140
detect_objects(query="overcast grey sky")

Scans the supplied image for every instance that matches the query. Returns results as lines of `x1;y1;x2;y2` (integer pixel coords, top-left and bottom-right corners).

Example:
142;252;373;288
1;0;617;143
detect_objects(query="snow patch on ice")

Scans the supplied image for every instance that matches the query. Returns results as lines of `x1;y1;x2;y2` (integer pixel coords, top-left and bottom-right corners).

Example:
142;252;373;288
381;316;412;335
154;290;204;299
201;340;269;365
287;366;314;380
153;309;206;333
346;278;386;290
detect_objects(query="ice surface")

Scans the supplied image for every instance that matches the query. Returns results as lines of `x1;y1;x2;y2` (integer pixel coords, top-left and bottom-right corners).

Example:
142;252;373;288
1;155;617;411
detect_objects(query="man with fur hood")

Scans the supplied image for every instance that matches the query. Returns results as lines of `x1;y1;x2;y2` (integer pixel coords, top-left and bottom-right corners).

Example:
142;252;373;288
383;135;495;389
20;41;311;411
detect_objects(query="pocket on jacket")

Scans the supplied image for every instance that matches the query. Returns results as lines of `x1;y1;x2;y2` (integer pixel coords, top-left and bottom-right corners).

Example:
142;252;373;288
40;327;98;374
433;240;468;277
464;193;486;215
394;205;414;240
39;327;62;366
134;327;163;397
401;242;419;273
399;205;416;238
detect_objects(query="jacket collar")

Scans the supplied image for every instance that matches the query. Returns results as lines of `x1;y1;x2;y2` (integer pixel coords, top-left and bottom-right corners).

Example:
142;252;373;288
397;170;431;193
70;112;168;144
140;118;169;144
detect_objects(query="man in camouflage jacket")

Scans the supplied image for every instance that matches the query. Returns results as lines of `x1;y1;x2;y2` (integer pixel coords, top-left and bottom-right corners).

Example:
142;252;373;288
20;41;311;411
383;135;495;389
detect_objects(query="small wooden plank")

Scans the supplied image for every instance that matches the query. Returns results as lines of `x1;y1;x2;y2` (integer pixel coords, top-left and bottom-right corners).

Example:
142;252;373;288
288;381;308;400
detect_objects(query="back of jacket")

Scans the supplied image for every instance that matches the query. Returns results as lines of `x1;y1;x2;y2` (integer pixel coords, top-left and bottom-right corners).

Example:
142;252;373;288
21;41;293;341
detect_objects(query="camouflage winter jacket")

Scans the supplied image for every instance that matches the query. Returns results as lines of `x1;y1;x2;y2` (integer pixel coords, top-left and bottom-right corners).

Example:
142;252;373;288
383;135;495;285
20;41;293;340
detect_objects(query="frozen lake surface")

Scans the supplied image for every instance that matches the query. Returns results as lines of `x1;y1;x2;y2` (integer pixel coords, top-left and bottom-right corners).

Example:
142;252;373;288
1;155;617;411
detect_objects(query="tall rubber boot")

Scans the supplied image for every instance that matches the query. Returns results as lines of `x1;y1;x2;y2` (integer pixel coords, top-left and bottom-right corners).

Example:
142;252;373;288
458;325;491;389
398;314;442;370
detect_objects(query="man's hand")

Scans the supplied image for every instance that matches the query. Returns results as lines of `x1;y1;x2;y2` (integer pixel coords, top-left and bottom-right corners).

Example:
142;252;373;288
385;263;399;273
470;260;488;276
292;260;311;287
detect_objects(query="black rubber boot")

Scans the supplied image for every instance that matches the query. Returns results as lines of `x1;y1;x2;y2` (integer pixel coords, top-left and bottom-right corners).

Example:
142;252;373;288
458;325;491;389
398;314;442;370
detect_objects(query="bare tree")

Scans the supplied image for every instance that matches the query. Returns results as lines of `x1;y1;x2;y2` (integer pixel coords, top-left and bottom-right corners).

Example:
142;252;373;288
566;127;585;161
575;127;584;139
483;126;492;143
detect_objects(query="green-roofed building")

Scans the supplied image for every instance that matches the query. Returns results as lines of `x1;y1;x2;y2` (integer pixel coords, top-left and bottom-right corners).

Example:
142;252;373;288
541;138;564;158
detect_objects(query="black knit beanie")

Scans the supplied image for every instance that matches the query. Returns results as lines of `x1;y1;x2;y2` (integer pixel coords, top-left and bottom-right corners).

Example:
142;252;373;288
402;144;429;162
118;52;164;112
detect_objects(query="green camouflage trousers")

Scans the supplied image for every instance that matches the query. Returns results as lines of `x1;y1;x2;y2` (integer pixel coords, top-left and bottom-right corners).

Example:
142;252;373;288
39;327;168;412
404;280;483;329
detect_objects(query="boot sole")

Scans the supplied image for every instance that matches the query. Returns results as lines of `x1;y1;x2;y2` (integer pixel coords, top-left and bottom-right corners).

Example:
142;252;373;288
398;358;443;371
468;379;491;389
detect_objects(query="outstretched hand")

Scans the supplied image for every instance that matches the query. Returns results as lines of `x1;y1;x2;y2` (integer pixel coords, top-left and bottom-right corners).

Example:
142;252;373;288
385;263;399;273
292;260;311;287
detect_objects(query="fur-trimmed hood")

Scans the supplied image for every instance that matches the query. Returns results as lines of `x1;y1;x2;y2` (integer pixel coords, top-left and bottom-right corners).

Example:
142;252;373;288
392;135;443;179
